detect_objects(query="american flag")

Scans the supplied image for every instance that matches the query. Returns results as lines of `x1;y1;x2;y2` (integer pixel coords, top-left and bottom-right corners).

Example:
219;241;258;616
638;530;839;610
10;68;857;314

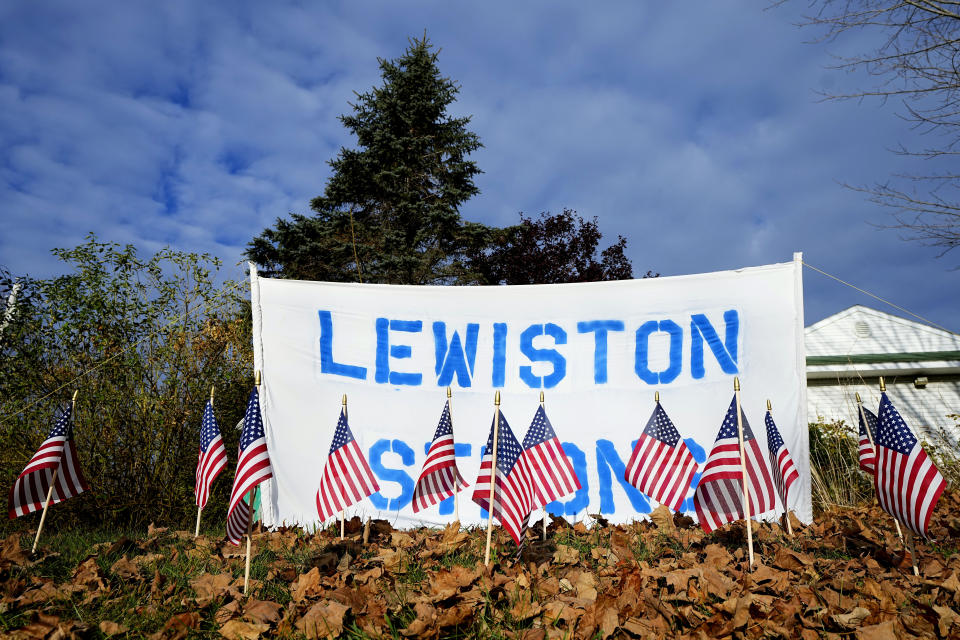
226;388;273;545
857;405;878;474
874;392;946;537
316;409;380;522
522;405;581;509
623;402;697;512
412;400;467;513
195;399;227;510
8;404;89;519
694;396;776;533
471;410;533;546
764;411;799;511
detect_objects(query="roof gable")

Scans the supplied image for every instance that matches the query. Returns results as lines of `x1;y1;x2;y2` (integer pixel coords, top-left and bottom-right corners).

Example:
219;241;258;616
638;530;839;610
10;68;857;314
805;305;960;356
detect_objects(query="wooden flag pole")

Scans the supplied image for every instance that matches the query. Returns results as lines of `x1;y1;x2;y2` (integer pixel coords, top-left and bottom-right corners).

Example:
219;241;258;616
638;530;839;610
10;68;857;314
243;490;254;595
541;390;547;542
195;385;215;538
32;390;76;555
340;394;347;540
484;391;501;567
769;399;793;537
734;378;754;568
448;387;459;524
876;379;918;576
243;372;261;595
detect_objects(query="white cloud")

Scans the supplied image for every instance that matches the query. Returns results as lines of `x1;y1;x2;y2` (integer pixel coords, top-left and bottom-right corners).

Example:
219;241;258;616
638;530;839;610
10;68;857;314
0;0;956;327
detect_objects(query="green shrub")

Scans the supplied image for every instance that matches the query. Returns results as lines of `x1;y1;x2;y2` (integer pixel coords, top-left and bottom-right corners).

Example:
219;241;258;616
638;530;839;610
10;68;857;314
0;235;252;531
808;419;874;511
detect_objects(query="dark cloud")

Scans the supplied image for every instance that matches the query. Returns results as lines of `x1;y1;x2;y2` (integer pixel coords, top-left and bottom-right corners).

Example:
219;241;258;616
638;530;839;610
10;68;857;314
0;0;955;329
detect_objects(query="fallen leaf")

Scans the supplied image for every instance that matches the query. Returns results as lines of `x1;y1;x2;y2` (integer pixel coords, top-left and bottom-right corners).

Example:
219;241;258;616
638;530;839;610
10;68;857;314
833;606;871;629
220;619;269;640
292;567;324;602
242;599;283;626
72;557;108;593
99;620;129;636
553;544;580;565
190;573;232;606
649;505;676;534
934;604;958;636
297;600;350;640
110;556;140;580
855;620;898;640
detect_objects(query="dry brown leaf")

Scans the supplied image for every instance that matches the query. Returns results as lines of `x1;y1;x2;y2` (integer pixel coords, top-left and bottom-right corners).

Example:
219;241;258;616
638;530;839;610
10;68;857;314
572;571;598;602
854;619;898;640
435;602;474;628
242;599;283;626
297;600;350;640
110;556;140;580
649;505;676;534
934;604;958;636
0;534;30;568
154;612;201;640
432;565;480;599
401;601;437;637
190;572;232;606
292;567;324;603
773;547;813;571
215;601;241;625
509;595;542;622
598;606;618;639
16;581;66;606
377;549;403;572
943;572;960;593
99;620;129;636
553;544;579;565
72;557;108;593
703;543;733;568
219;619;269;640
833;606;871;629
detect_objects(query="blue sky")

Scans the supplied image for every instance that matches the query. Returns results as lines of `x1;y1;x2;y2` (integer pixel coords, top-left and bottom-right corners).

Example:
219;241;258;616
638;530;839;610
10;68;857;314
1;1;956;329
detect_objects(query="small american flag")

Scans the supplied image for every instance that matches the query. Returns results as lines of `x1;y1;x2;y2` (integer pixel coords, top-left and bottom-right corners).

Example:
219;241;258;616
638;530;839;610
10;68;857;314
858;405;878;474
694;396;776;533
624;402;697;512
8;404;89;519
875;392;946;537
195;399;227;510
316;409;380;522
764;411;799;511
471;410;533;546
412;401;467;513
522;405;581;509
226;388;273;545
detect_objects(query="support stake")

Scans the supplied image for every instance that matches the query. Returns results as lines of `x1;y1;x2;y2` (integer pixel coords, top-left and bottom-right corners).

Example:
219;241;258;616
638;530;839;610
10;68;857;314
484;391;501;567
734;378;754;568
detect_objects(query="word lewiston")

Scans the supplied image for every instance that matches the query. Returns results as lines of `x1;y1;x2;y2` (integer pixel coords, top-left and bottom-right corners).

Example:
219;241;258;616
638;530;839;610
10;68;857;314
318;309;740;388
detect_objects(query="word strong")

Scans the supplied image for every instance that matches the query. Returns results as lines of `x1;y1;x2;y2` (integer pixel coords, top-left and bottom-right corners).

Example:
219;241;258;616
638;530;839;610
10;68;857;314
317;309;740;389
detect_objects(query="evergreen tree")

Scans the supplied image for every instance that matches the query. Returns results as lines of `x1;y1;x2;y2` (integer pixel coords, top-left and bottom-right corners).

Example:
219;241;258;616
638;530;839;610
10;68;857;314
247;36;486;284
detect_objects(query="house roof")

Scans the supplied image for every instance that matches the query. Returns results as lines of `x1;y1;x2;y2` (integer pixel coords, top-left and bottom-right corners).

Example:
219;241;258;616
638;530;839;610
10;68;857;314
805;305;960;378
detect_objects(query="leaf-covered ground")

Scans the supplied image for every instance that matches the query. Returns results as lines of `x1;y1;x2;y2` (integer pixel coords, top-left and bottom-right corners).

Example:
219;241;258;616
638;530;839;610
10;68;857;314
4;495;960;639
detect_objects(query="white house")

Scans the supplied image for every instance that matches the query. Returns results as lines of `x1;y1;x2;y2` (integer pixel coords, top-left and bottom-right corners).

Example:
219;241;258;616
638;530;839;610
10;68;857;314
805;305;960;441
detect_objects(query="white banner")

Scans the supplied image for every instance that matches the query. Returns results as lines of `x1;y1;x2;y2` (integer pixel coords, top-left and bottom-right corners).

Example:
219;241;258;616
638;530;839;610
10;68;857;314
251;255;810;529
